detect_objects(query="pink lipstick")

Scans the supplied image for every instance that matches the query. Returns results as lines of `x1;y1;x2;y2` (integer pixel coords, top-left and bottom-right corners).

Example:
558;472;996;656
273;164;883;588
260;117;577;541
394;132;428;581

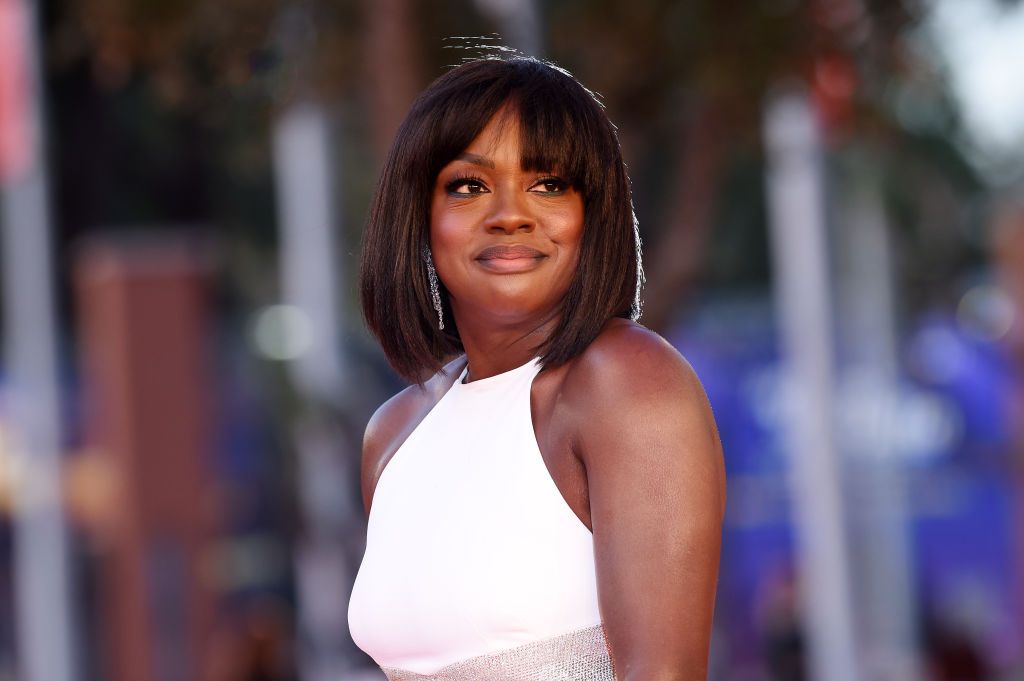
475;244;547;273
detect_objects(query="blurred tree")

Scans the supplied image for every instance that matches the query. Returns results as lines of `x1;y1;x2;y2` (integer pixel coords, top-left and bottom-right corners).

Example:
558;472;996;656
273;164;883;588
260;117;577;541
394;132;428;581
542;0;1008;330
46;0;1012;327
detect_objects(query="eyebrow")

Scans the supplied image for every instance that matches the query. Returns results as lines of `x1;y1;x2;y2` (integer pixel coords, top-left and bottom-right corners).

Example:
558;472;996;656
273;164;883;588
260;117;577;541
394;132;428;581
455;152;496;169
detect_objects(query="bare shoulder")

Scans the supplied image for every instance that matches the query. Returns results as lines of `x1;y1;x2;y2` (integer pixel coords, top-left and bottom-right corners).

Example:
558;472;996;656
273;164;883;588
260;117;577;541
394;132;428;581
360;356;465;515
563;318;725;514
563;317;704;405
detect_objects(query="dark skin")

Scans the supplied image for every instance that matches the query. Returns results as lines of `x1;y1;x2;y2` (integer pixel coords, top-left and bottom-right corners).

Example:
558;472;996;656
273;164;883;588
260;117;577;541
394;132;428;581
361;108;726;681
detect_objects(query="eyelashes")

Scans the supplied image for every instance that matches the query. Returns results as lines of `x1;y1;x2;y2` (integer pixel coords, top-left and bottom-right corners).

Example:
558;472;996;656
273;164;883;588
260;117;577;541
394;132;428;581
444;173;488;196
534;177;570;194
443;172;571;196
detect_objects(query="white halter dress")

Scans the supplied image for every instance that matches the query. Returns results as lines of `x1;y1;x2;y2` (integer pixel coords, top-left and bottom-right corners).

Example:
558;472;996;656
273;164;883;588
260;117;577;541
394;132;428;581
347;357;615;680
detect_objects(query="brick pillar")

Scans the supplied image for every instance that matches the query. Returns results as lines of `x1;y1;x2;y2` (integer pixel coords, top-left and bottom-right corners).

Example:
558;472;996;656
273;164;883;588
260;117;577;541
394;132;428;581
73;236;217;681
992;202;1024;656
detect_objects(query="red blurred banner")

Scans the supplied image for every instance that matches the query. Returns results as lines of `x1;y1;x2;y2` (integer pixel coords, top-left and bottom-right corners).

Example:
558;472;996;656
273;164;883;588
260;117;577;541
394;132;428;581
0;0;31;184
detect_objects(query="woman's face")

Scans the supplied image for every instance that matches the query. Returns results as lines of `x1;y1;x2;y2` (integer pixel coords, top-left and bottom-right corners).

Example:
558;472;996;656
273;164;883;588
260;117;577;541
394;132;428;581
429;108;584;329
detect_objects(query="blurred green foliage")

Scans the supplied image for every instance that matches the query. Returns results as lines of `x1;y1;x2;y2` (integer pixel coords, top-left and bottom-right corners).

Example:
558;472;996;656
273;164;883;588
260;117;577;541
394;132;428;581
43;0;1019;329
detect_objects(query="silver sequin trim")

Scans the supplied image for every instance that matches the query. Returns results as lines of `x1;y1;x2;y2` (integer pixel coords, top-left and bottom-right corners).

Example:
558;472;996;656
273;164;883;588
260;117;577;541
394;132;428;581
380;624;616;681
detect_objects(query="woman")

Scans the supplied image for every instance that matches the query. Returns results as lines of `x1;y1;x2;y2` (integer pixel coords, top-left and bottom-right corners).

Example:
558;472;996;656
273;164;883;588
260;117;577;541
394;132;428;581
348;55;726;681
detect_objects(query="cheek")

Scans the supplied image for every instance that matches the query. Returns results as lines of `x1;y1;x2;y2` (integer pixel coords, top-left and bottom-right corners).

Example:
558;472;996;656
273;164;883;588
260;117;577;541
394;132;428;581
549;222;584;292
428;207;471;285
551;194;584;241
429;193;475;242
550;206;585;255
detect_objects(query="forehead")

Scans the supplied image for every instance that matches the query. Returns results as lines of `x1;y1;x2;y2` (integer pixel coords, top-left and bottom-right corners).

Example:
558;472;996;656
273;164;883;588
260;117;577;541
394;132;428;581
459;106;522;160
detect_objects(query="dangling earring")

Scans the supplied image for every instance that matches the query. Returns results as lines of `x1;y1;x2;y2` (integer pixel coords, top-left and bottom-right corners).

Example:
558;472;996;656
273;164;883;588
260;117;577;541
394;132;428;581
422;247;445;331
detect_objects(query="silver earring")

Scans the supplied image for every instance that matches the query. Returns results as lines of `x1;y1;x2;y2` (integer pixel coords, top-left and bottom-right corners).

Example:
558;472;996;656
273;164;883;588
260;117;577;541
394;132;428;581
423;247;445;330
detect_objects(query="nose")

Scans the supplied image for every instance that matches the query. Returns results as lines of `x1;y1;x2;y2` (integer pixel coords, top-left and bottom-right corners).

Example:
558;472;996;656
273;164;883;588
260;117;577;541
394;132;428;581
485;186;535;235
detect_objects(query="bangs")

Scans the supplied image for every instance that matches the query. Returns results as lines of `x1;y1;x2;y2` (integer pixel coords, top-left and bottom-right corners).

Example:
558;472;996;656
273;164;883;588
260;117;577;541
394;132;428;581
515;78;613;200
420;59;613;200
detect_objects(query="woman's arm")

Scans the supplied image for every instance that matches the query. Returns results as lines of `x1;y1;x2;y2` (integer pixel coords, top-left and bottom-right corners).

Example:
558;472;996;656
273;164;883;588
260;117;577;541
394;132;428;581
567;322;726;681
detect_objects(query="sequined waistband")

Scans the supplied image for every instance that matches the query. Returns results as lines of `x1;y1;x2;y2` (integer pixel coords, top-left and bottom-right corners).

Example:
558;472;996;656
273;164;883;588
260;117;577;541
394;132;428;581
380;624;616;681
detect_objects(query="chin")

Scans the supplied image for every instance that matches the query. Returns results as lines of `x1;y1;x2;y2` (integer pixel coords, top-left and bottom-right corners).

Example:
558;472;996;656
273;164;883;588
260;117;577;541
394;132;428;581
457;292;560;325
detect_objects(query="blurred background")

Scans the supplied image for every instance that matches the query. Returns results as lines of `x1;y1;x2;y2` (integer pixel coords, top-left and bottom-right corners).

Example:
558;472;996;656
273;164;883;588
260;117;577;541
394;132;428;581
0;0;1022;679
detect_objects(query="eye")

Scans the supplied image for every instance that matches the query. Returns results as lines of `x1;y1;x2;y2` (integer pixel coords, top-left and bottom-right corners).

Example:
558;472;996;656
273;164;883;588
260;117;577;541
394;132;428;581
444;175;489;196
530;176;570;194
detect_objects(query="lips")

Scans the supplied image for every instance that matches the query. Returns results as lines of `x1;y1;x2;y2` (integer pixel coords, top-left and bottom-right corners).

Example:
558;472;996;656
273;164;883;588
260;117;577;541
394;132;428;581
475;245;546;261
474;244;548;273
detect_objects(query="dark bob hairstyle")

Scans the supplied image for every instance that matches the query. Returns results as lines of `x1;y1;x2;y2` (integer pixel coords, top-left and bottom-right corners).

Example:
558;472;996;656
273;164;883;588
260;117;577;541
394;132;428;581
359;55;644;383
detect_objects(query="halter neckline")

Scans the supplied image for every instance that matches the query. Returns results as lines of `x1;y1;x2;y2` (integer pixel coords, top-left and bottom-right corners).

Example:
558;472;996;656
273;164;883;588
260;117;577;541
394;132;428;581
456;356;541;388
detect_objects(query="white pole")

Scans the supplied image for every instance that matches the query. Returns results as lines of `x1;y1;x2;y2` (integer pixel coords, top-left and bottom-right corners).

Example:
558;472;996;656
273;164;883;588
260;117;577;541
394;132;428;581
764;87;860;681
0;1;78;680
272;100;347;404
473;0;542;57
837;175;923;681
273;96;361;681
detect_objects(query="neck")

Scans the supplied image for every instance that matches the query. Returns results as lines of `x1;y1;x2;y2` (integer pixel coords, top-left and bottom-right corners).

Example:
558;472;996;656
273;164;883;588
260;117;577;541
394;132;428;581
452;311;556;382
